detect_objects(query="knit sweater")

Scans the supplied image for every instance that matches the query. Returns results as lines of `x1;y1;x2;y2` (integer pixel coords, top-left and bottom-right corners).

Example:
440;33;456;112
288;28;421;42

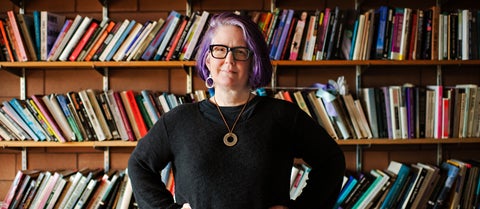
128;96;345;209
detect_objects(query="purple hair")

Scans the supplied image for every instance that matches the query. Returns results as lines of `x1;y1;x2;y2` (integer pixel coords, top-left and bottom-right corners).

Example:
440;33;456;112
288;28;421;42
195;12;273;89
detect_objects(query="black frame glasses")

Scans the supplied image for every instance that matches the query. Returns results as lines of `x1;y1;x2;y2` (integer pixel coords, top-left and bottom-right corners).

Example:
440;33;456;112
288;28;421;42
209;44;252;61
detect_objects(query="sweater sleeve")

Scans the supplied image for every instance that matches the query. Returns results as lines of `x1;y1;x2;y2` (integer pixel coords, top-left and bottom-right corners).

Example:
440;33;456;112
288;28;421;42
128;117;182;209
288;108;346;209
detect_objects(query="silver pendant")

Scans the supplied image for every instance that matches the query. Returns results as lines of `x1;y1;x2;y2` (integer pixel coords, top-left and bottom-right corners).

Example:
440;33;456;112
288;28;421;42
223;132;238;147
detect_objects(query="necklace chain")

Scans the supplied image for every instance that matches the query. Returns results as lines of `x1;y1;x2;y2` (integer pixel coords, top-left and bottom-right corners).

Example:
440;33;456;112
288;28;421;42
214;94;250;146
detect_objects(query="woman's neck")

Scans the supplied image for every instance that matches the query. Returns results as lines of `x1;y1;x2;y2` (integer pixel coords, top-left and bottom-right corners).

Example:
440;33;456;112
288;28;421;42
211;90;252;106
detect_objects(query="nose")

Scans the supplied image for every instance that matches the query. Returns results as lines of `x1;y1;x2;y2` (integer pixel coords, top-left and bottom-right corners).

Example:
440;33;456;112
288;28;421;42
224;50;236;63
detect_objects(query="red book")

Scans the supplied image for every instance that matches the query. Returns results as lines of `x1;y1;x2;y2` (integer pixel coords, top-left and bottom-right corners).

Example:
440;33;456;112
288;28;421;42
165;17;188;61
113;91;136;141
30;95;67;142
69;20;99;61
0;19;15;61
84;21;116;61
122;90;148;139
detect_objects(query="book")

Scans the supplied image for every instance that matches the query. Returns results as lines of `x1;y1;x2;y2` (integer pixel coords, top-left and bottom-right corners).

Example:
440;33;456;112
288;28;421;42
112;91;135;141
46;18;73;61
6;10;28;61
102;19;137;61
141;11;178;61
77;19;111;61
8;98;47;141
48;14;83;61
66;91;96;141
56;94;84;141
16;13;38;61
40;11;66;60
380;161;411;209
86;89;114;140
78;90;108;141
169;12;197;61
153;11;182;61
105;90;130;140
112;21;143;61
96;92;121;140
180;10;210;61
129;18;165;61
42;94;76;141
84;20;116;61
164;15;189;61
0;19;15;61
1;100;37;140
121;90;148;139
69;19;100;61
58;16;93;61
1;170;27;209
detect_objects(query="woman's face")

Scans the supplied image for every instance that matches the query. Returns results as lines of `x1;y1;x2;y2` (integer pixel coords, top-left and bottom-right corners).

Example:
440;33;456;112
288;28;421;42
206;25;251;91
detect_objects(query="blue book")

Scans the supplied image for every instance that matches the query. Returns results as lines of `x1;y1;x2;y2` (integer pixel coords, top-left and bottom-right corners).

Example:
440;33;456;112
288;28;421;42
269;9;288;59
334;175;358;209
2;100;38;140
273;9;294;60
380;161;411;209
104;20;136;61
432;161;460;209
8;99;46;141
349;18;359;60
375;6;388;59
56;94;84;141
153;11;182;61
32;11;41;59
141;11;177;60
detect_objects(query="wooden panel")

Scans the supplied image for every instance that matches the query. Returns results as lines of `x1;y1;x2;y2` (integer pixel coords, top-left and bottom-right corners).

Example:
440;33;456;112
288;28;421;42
27;153;78;170
139;0;187;12
193;0;266;12
44;69;103;94
109;69;171;92
0;71;20;98
0;154;17;180
25;0;76;13
78;153;104;169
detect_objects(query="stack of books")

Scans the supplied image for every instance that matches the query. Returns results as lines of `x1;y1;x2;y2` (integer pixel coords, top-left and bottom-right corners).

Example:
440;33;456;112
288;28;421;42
0;89;207;142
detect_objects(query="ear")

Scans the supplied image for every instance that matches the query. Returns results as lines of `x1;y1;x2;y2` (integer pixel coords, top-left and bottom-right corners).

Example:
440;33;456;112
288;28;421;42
205;53;211;67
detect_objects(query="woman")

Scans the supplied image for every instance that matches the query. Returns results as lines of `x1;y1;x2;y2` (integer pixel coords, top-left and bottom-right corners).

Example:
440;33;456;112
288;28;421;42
128;12;345;209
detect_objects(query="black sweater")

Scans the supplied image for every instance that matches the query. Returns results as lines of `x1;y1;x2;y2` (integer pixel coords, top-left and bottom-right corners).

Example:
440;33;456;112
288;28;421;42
128;96;345;209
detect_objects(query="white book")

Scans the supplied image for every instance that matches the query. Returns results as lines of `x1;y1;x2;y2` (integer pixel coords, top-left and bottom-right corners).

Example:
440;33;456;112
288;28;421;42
117;172;133;209
352;14;366;60
99;19;130;61
182;10;209;60
45;177;67;209
113;22;143;61
42;94;76;141
48;15;83;61
0;122;14;140
79;90;107;141
86;89;113;140
462;9;470;60
40;11;66;60
64;174;91;209
58;172;83;209
73;179;97;209
1;101;37;140
124;21;155;61
36;172;61;209
0;109;28;140
77;18;110;61
398;8;411;61
389;86;402;139
29;171;52;209
59;16;92;61
105;90;129;140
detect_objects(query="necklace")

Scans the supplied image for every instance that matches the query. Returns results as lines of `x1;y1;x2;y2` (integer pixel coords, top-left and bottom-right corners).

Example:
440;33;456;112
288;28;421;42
213;94;250;147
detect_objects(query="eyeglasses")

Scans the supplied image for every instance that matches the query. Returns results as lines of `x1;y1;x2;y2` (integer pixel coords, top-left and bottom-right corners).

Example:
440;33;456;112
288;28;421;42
209;44;252;61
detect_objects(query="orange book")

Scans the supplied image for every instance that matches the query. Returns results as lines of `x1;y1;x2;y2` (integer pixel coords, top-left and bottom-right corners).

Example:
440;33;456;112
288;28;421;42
84;21;115;61
0;19;15;61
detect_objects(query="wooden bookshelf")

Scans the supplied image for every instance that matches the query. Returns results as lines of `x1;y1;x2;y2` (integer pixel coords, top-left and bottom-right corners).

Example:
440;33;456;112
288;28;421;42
0;140;138;148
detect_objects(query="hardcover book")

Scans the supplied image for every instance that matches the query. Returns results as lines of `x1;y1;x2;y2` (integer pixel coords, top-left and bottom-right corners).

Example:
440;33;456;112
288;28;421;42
40;11;66;60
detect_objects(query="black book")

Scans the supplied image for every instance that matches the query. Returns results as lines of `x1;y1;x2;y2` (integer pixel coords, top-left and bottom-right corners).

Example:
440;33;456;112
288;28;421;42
421;9;433;60
340;172;375;209
170;11;198;61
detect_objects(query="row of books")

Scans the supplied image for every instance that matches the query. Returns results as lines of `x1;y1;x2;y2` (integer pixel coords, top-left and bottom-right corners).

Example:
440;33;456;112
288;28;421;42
0;89;209;142
0;9;210;62
1;168;137;209
333;159;480;209
253;6;480;61
271;79;480;140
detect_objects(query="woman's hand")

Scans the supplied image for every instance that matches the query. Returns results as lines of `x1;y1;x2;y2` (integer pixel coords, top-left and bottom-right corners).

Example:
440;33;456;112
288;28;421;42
181;203;191;209
269;206;288;209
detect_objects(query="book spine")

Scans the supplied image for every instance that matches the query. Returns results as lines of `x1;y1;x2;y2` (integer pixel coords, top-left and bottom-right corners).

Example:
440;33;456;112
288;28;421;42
69;20;99;61
114;91;135;141
7;11;28;61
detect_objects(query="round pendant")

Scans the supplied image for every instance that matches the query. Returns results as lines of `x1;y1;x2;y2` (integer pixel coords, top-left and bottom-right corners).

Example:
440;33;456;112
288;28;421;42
223;132;238;147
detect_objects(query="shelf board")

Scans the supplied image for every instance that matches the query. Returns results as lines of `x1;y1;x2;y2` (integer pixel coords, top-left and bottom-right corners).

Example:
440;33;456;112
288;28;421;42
1;60;480;69
0;141;138;148
0;61;197;68
336;138;480;145
2;138;480;148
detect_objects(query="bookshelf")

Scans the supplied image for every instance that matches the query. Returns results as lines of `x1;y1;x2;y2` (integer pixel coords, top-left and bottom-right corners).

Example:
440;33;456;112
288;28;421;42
1;0;480;204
